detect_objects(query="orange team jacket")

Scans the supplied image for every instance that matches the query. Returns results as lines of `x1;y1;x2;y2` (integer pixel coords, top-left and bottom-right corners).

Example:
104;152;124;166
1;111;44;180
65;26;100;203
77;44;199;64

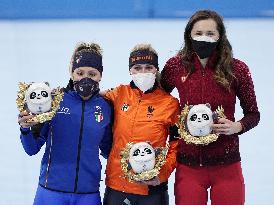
105;83;180;195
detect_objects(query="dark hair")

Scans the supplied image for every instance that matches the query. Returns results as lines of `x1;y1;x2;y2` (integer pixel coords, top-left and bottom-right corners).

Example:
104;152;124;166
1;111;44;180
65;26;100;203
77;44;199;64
178;10;234;89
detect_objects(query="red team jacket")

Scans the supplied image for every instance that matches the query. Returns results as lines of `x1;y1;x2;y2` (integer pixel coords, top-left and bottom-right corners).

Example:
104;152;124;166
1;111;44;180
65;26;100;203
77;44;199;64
161;54;260;166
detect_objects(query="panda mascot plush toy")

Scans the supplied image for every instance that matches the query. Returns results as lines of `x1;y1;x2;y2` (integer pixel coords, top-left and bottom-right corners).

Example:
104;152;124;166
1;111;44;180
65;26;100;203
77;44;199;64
186;103;214;137
25;82;52;114
128;142;156;174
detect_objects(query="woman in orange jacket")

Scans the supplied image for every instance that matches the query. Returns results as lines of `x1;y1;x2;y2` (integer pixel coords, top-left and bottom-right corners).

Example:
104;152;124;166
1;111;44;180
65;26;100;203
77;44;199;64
102;44;180;205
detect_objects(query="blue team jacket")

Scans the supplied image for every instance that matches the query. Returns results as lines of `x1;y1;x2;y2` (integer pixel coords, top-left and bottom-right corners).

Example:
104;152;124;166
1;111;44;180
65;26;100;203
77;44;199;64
20;90;113;193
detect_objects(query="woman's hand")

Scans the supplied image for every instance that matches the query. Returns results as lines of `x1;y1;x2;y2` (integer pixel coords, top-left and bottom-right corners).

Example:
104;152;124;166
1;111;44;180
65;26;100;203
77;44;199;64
137;176;160;186
18;111;38;128
211;118;242;135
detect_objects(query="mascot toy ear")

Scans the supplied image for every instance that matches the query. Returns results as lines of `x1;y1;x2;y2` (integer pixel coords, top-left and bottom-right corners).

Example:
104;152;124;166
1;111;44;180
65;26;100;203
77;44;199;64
205;103;211;109
189;105;194;110
212;111;219;122
127;161;132;170
154;148;161;157
145;141;152;146
44;82;50;87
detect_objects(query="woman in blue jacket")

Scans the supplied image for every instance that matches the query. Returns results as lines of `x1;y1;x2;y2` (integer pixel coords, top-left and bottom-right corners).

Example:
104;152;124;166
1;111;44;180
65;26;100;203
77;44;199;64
18;42;113;205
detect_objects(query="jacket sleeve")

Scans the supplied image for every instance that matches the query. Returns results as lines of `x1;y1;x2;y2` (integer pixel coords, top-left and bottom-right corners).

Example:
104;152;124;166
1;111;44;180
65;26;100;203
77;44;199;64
99;101;114;159
104;86;120;103
160;57;180;93
20;122;50;156
234;59;260;134
158;99;180;183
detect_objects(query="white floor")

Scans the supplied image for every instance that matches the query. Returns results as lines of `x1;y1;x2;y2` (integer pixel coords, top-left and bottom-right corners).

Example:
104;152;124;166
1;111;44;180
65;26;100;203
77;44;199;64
0;18;273;204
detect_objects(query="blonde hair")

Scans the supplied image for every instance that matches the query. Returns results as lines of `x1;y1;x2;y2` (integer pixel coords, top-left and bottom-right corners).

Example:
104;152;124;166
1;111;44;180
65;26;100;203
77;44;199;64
130;43;158;56
69;42;103;75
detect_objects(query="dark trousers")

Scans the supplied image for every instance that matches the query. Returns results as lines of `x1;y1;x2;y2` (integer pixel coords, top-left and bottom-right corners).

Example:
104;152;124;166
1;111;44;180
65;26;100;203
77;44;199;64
103;186;169;205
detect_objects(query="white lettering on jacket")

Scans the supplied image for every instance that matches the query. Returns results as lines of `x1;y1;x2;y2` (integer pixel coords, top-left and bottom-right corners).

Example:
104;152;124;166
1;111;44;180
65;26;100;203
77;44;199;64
57;106;71;115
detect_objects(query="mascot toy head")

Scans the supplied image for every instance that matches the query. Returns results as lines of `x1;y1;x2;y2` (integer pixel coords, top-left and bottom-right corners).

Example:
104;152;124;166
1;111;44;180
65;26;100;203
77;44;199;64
128;142;156;174
186;103;213;137
25;82;52;114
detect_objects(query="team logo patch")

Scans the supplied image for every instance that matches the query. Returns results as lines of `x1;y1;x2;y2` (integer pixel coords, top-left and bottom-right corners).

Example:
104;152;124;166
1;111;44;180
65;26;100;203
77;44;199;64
181;74;189;83
75;55;82;64
94;105;103;122
147;105;155;118
121;103;130;112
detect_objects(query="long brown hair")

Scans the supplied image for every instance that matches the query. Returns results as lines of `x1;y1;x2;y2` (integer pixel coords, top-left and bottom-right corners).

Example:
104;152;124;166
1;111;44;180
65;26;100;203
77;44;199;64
178;10;234;89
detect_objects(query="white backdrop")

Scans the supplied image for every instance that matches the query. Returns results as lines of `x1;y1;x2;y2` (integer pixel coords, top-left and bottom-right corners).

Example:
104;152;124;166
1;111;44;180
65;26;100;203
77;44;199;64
0;19;273;204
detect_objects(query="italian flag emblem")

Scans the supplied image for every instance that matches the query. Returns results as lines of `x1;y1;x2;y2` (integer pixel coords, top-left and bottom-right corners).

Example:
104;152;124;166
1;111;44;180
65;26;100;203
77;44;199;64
95;111;103;122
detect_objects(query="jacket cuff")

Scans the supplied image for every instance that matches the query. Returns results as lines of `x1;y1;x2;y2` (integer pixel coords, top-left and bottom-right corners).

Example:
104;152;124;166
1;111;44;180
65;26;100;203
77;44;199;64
158;167;168;183
237;120;246;135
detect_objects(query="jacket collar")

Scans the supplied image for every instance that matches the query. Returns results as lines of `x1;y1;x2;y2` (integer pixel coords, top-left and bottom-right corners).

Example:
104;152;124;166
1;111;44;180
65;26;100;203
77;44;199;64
130;80;158;94
68;89;100;101
192;51;218;70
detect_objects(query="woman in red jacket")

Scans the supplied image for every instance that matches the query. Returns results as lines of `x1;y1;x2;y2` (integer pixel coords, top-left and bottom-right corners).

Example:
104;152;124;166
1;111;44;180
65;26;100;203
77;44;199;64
160;10;260;205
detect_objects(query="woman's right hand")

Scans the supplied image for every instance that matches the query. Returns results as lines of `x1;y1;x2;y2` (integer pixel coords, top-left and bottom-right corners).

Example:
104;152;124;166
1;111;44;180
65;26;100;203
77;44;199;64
18;111;38;128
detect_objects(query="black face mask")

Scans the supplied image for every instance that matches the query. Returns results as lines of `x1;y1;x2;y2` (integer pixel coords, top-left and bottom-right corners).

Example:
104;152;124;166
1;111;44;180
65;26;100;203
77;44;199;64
73;77;99;98
191;38;218;59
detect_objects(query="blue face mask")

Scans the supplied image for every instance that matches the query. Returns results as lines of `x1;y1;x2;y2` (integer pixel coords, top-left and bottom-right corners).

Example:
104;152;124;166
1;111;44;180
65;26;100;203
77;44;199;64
73;77;99;98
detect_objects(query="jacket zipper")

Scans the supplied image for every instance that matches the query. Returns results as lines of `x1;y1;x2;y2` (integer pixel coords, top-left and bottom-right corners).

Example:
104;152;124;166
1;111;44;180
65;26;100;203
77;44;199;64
200;67;205;166
201;67;205;103
125;94;141;192
74;100;86;192
131;94;142;135
44;126;53;187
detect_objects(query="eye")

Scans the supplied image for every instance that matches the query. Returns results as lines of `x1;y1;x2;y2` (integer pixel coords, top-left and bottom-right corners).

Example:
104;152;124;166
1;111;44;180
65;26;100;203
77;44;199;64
190;114;197;121
30;92;36;99
195;31;203;36
133;149;140;156
76;71;83;76
133;66;141;71
144;148;152;154
41;91;49;97
206;32;215;36
145;66;153;70
88;72;96;77
202;114;209;120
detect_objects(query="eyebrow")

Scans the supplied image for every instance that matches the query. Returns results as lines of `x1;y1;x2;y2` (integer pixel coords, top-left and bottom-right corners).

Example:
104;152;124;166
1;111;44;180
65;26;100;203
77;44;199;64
194;30;216;32
134;64;152;67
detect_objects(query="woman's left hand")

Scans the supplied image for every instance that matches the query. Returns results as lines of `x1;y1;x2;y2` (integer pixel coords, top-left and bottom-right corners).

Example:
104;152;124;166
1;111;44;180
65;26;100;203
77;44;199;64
211;118;242;135
137;176;160;186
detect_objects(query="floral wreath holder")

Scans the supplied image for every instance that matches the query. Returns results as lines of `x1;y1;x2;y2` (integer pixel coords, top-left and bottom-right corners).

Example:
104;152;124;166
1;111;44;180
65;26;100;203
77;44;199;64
16;82;64;123
120;142;168;182
176;104;226;145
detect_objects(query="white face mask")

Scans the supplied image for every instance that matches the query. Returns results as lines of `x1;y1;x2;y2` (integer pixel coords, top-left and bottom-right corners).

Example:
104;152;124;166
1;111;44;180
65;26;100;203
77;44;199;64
131;73;156;92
